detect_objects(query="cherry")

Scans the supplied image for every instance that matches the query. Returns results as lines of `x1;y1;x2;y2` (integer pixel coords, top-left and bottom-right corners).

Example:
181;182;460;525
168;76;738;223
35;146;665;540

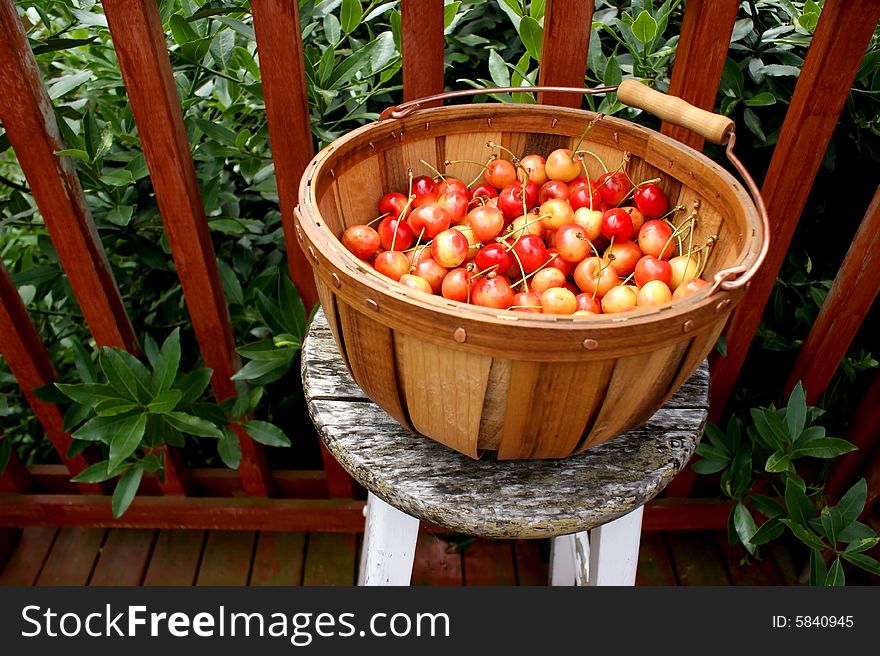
573;257;619;298
669;255;700;290
573;207;603;242
411;175;439;207
620;206;645;236
471;275;514;309
341;224;381;260
437;190;469;223
377;216;415;251
408;203;451;239
634;255;673;288
601;284;638;313
538;179;570;204
379;192;411;220
672;277;710;300
539;198;575;230
531;267;567;293
511;289;543;313
544;148;581;182
441;267;473;302
469;182;499;204
431;228;469;268
568;181;602;211
601;207;634;241
544;248;575;277
596;170;632;206
474;242;513;274
555;224;592;263
437;177;469;196
519;154;548;186
633;182;668;219
636;280;672;307
541;287;577;315
374;250;409;281
509;234;548;273
604;240;641;277
575;293;602;314
411;256;447;293
637;220;675;260
399;273;433;295
497;181;540;222
483;158;517;189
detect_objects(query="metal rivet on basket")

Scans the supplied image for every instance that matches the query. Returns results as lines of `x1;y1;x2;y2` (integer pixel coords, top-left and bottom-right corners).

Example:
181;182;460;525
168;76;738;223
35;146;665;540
329;169;335;179
486;118;492;128
551;118;559;128
425;122;430;131
307;246;318;264
583;338;599;350
295;224;303;242
368;142;375;150
366;299;379;312
454;327;467;343
682;319;695;333
330;273;341;289
715;298;730;313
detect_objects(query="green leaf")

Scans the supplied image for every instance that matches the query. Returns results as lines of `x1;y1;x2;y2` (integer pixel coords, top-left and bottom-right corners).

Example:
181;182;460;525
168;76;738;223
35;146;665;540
152;328;181;393
242;420;291;447
841;552;880;576
195;118;237;147
843;537;879;554
750;518;785;546
824;558;845;587
63;402;93;432
340;0;363;35
820;506;844;546
54;148;91;163
102;169;135;187
106;205;134;227
796;425;825;444
162;412;223;439
781;519;827;552
72;413;137;443
752;494;787;519
836;478;867;528
218;428;241;469
230;358;290;382
32;36;98;55
751;407;788;449
765;451;791;473
742;107;766;141
785;381;807;439
733;502;758;554
603;53;622;87
809;548;826;586
176;369;214;408
758;64;801;77
488;50;511;88
170;14;198;46
0;438;10;476
236;340;297;361
744;91;777;107
690;458;728;475
839;520;875;543
217;259;244;306
324;12;341;45
101;350;152;403
47;71;91;99
518;16;543;62
108;414;148;471
94;398;139;417
148;389;182;415
112;465;143;518
444;1;461;29
71;460;114;483
784;478;814;526
791;437;857;459
631;10;658;45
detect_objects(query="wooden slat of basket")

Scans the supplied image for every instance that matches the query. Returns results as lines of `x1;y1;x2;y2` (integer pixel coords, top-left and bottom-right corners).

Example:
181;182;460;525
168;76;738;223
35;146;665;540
384;137;445;194
708;0;880;422
102;0;271;496
660;0;740;151
395;334;491;459
335;302;414;431
537;0;593;109
337;156;385;227
444;131;504;186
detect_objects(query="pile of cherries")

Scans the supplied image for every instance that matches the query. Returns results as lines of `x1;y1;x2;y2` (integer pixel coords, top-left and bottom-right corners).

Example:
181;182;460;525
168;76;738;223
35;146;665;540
340;145;711;316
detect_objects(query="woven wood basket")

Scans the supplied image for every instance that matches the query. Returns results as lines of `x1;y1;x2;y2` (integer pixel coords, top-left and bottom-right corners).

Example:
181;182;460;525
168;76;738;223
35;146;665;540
295;82;768;460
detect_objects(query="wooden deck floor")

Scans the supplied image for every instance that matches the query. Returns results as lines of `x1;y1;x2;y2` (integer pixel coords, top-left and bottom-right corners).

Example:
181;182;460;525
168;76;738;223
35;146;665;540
0;527;807;586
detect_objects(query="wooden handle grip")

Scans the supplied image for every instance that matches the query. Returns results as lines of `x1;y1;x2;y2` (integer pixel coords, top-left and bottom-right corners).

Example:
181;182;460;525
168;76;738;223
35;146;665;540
617;79;734;145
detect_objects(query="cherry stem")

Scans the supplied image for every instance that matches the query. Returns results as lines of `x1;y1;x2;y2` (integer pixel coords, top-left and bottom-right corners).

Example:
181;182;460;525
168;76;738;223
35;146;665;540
622;272;635;286
658;205;686;222
615;176;662;207
511;255;555;289
486;141;520;164
367;213;388;227
576;149;610;175
419;159;447;182
508;245;529;293
407;227;428;270
695;235;717;278
571;113;605;158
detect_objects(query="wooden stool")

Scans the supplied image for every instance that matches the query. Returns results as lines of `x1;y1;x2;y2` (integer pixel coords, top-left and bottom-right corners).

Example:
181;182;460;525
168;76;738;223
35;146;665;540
302;309;708;586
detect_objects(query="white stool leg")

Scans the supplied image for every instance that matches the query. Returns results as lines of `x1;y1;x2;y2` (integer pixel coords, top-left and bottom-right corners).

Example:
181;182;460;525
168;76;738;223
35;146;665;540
358;492;420;586
549;532;590;586
587;505;644;586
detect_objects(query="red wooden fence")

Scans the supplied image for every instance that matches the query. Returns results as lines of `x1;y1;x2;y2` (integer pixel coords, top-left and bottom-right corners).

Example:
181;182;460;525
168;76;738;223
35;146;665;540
1;0;878;531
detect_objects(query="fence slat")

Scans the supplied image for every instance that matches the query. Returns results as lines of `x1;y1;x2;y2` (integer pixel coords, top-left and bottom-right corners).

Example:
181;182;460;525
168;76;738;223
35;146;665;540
401;0;445;103
0;0;137;353
101;0;271;496
708;0;880;421
785;187;880;403
251;0;318;313
826;370;880;501
0;263;99;493
537;0;592;107
660;0;740;150
0;442;32;493
251;0;354;498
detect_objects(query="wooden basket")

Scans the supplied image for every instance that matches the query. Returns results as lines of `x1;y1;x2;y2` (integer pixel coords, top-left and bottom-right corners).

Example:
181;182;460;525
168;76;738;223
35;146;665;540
295;82;768;460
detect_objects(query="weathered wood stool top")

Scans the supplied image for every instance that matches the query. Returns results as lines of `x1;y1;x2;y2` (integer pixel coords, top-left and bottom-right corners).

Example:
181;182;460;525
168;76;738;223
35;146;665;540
302;309;708;540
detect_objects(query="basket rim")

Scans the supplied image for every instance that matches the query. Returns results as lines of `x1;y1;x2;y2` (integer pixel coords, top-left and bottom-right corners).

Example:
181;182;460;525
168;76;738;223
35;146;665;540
296;102;762;336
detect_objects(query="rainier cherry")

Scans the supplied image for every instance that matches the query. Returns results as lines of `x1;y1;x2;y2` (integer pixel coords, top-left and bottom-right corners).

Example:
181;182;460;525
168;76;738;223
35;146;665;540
531;267;566;293
540;198;576;230
441;267;473;302
374;250;409;282
341;224;380;260
669;255;700;290
636;280;673;307
541;287;577;315
601;207;634;241
431;228;469;268
437;190;469;223
544;248;575;277
638;220;675;260
575;293;602;314
520;154;548;186
672;277;710;300
573;257;619;298
474;242;513;274
544;149;581;183
408;203;451;239
601;284;638;313
466;205;505;242
555;224;592;263
411;175;439;207
511;289;543;313
633;182;668;219
497;181;539;221
604;240;642;278
379;192;411;220
483;158;517;188
399;273;433;295
596;170;631;206
437;177;469;196
412;256;448;293
634;255;673;288
471;275;514;309
538;179;570;204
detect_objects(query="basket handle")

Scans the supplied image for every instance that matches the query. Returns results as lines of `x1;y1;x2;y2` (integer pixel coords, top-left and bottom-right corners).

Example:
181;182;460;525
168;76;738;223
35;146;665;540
380;83;767;293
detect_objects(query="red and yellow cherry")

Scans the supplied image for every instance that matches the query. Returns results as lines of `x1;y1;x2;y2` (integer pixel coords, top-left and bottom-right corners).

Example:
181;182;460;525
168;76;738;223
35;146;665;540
601;284;638;313
497;180;540;221
541;287;577;315
601;207;634;241
520;154;548;186
575;293;602;314
544;248;575;277
555;224;592;263
633;182;668;219
509;234;548;273
408;202;451;239
474;242;513;274
596;170;632;206
437;190;469;223
573;206;603;242
431;228;469;268
441;267;473;302
465;205;505;242
469;182;499;204
411;175;439;207
545;148;581;183
634;255;673;288
511;289;543;313
471;274;514;309
636;280;673;307
374;250;409;281
573;257;619;298
411;256;447;293
621;206;645;236
483;158;517;189
637;220;675;260
538;179;570;204
539;198;575;230
604;240;641;277
341;224;380;260
377;216;415;251
437;177;469;196
506;211;544;240
669;255;700;290
672;277;710;300
451;224;481;259
399;273;433;295
531;267;567;293
379;192;411;220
